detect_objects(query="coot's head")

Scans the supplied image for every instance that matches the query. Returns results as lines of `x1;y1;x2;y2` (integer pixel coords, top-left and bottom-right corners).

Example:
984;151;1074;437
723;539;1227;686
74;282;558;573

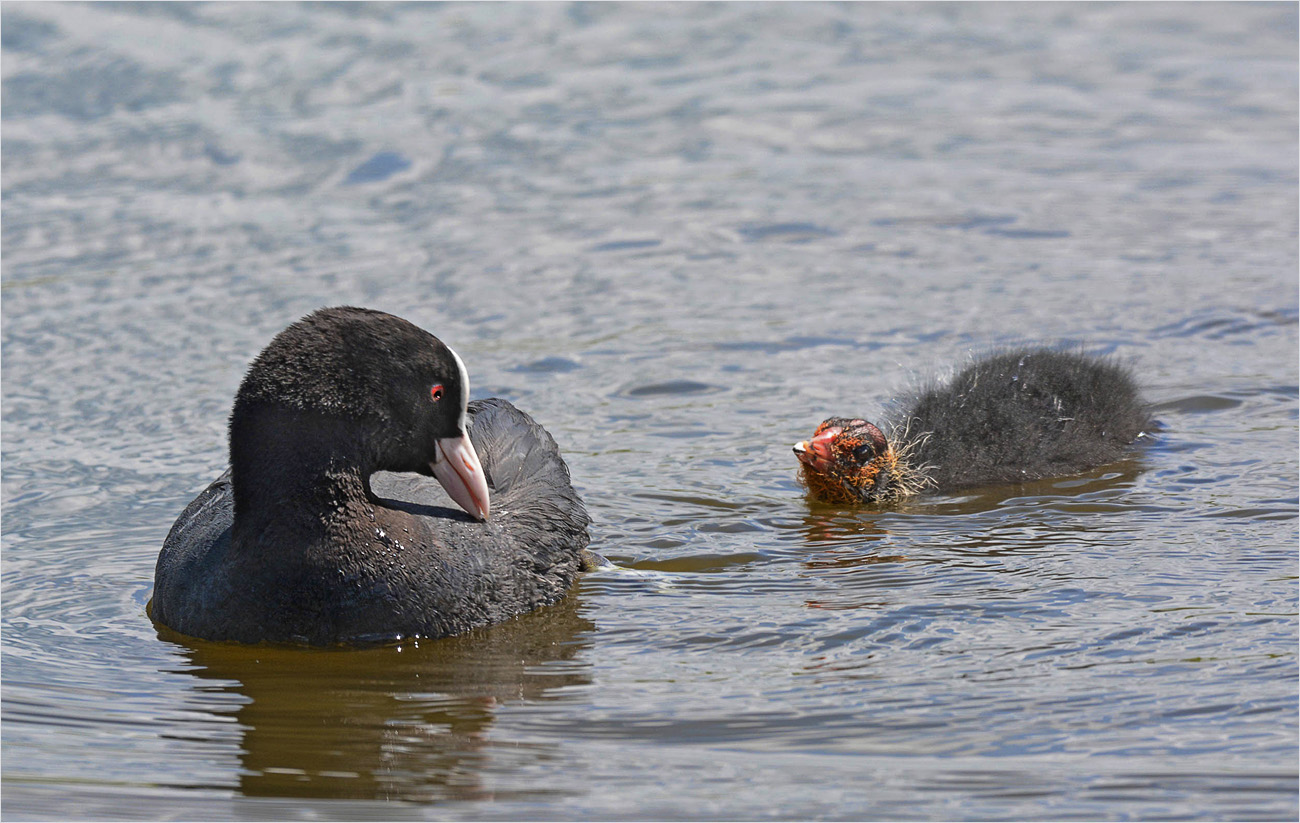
230;307;490;519
793;417;898;504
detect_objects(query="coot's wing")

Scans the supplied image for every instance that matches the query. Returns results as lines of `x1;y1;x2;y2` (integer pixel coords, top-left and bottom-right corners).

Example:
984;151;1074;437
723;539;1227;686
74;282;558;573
372;398;590;636
158;470;234;566
464;396;591;584
370;397;589;540
466;399;578;503
152;469;235;627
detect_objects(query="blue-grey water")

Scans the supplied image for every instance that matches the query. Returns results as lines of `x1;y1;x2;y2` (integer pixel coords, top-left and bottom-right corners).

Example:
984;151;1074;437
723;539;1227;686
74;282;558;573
2;2;1297;820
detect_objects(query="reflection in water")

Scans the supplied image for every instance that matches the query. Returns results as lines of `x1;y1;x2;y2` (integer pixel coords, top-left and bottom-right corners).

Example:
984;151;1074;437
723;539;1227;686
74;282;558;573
795;462;1149;612
795;460;1149;528
158;594;593;802
3;0;1294;817
794;510;892;548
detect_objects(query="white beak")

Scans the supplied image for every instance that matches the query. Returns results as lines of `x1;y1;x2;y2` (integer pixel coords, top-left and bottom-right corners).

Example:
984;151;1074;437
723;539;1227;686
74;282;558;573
432;432;491;520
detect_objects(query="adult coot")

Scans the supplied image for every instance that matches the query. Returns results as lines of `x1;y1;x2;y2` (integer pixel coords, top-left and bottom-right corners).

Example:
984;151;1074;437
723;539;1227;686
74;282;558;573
793;348;1151;504
152;307;590;646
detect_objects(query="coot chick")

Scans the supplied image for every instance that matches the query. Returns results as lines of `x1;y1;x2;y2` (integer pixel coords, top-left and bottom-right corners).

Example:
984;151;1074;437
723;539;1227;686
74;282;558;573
151;307;590;646
793;348;1151;504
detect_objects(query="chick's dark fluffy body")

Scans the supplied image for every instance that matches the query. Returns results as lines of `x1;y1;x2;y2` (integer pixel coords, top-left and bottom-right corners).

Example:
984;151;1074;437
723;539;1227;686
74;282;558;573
798;348;1151;504
904;350;1150;490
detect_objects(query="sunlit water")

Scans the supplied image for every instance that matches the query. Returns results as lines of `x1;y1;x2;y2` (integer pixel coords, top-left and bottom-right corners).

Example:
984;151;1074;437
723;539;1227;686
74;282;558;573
3;3;1297;820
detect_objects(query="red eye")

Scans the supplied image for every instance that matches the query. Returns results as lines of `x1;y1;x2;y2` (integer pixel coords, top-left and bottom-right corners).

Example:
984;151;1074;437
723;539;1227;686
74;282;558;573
430;384;444;401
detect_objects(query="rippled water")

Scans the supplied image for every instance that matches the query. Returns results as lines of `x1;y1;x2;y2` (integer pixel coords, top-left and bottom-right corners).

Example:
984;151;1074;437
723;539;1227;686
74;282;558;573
3;2;1297;819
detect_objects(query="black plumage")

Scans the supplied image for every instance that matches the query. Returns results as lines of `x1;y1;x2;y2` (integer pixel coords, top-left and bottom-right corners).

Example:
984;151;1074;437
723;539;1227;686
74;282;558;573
151;308;589;646
794;348;1152;504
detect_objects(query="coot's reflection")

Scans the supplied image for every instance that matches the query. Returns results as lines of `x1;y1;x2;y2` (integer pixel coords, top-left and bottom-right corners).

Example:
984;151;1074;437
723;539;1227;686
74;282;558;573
161;593;593;802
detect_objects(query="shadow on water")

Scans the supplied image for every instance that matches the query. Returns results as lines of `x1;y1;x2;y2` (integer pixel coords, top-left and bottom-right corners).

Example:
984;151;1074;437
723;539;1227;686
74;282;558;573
154;594;594;802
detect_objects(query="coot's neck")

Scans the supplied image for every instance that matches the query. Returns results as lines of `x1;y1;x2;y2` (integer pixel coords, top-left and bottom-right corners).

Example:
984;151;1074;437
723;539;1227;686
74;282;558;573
228;406;378;549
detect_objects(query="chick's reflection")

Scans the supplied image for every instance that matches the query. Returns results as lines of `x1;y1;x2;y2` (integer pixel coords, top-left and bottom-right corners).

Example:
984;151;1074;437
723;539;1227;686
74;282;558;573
162;593;593;802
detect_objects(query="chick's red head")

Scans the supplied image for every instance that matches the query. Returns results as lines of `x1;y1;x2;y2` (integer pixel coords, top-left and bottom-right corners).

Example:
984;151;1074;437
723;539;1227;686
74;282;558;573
793;417;896;503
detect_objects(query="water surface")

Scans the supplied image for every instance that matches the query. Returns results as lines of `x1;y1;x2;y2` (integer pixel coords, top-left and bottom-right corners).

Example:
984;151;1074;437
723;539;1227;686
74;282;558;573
3;2;1297;819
